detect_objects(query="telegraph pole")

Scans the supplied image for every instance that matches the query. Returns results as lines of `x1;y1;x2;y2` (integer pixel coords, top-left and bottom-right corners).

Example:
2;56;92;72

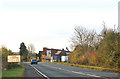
118;1;120;78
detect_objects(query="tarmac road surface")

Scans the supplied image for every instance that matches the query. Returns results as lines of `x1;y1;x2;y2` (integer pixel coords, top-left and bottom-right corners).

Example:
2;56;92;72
24;62;120;79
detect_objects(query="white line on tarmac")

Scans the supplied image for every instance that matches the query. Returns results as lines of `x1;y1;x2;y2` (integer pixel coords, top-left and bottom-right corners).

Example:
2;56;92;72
72;71;101;77
40;63;102;78
29;64;50;79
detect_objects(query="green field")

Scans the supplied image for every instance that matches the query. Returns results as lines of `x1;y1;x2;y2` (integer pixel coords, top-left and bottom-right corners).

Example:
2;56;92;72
2;63;25;78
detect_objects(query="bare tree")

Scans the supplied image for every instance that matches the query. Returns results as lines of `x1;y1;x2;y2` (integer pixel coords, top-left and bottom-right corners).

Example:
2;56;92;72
101;21;107;37
27;43;36;60
70;26;102;50
28;43;35;54
100;21;116;36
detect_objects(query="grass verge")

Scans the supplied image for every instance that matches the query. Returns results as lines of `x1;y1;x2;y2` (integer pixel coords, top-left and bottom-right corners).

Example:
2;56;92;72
47;62;120;73
2;63;25;77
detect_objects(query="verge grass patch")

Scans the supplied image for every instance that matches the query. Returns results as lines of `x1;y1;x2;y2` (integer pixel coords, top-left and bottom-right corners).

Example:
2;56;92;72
2;63;25;77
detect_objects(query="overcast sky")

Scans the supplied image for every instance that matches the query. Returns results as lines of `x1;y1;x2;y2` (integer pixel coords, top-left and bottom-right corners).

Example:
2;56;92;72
0;0;118;53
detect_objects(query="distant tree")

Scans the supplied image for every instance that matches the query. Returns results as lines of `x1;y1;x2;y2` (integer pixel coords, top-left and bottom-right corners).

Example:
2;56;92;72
28;43;35;54
19;42;28;61
27;43;36;61
101;21;107;37
101;21;115;36
37;51;42;61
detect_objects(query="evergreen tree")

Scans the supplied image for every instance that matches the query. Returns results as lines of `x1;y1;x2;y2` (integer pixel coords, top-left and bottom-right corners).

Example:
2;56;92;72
19;42;28;61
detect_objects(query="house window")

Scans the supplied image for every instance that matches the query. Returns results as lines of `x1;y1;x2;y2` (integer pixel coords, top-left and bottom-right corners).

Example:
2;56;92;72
47;50;51;56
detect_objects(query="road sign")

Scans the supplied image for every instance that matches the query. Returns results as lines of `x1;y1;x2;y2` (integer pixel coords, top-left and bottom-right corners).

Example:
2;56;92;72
42;54;46;58
8;55;21;62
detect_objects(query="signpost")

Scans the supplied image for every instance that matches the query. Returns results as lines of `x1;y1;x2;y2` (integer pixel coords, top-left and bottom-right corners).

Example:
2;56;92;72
7;55;21;62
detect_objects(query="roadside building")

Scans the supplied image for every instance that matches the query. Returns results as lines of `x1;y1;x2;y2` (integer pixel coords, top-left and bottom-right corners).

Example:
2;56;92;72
41;47;61;62
53;51;61;62
53;50;70;62
40;47;70;62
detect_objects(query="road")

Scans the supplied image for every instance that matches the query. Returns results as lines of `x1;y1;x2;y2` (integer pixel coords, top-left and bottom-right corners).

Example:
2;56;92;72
24;63;44;79
24;62;119;79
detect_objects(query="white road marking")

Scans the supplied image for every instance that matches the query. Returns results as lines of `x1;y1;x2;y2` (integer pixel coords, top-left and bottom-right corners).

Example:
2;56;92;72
29;64;50;79
40;63;102;78
58;68;62;69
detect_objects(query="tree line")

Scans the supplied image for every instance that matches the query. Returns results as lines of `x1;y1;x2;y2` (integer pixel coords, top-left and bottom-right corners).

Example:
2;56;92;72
69;23;120;68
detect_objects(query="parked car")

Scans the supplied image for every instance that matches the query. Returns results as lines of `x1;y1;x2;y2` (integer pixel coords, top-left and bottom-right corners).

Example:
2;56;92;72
31;59;38;64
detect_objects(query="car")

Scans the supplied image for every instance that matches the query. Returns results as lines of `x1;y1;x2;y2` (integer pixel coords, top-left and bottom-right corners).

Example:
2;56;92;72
31;59;38;64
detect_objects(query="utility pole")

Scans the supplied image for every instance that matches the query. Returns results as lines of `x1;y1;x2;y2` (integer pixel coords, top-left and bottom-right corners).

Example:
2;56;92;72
118;1;120;77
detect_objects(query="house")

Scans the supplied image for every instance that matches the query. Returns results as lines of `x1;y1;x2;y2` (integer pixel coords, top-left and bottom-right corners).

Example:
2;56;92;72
53;50;70;62
53;51;61;62
40;47;70;62
41;47;61;62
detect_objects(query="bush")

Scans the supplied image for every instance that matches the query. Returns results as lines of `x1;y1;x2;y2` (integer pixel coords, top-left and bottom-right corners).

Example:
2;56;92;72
1;46;12;70
8;63;20;69
98;32;119;68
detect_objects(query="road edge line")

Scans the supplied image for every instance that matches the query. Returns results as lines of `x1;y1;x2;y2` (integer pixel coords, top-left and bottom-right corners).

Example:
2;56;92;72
29;64;50;79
